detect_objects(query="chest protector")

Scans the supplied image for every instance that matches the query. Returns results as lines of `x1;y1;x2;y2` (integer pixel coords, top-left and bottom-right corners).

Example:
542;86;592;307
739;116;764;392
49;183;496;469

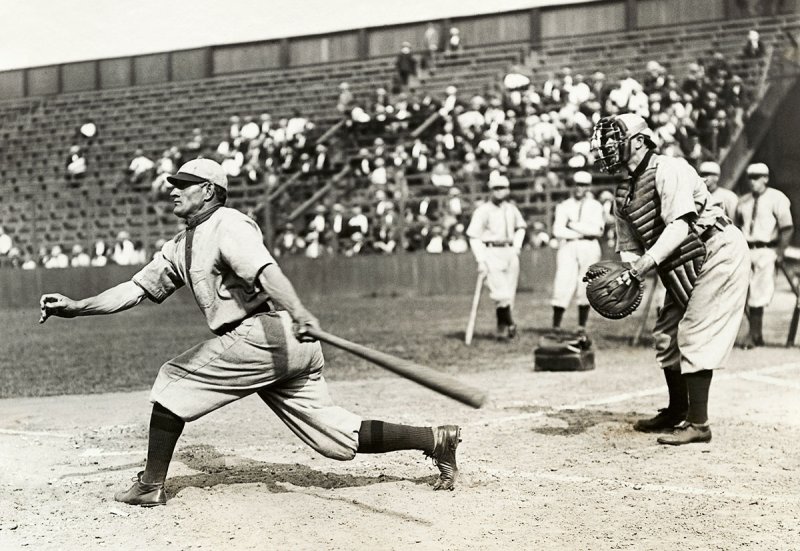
615;167;706;309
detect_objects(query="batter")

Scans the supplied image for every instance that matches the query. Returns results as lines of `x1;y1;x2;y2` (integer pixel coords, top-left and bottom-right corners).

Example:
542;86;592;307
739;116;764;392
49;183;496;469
40;159;462;506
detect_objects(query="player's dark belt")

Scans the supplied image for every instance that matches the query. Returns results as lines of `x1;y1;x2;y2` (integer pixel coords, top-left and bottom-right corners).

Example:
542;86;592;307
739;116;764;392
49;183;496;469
698;218;731;242
484;241;513;247
214;300;275;335
748;240;778;249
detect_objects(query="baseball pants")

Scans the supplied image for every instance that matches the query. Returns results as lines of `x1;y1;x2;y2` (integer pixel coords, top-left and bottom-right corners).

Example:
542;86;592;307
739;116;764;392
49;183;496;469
150;311;361;460
483;246;519;308
747;247;778;308
652;225;749;373
551;239;602;308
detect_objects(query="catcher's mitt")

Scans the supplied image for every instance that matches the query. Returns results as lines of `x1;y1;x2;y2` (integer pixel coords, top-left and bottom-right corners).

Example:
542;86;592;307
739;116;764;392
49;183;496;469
583;261;644;319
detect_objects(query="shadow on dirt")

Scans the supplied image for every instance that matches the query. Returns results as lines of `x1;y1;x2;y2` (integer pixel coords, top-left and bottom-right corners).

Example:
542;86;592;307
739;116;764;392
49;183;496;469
533;408;640;436
503;406;640;436
166;444;435;496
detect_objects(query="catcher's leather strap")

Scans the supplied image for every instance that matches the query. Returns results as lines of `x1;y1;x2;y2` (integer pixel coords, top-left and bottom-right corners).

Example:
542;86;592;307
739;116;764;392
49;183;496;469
615;167;706;310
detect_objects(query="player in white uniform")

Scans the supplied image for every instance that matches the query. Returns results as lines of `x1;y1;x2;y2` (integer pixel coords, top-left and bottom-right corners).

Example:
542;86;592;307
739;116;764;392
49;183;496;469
39;159;462;506
734;163;794;346
550;170;605;330
699;161;738;220
466;174;527;339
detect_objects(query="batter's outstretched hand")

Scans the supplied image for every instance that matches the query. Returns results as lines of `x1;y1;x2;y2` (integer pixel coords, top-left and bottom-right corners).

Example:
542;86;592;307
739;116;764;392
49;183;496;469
293;311;321;343
39;293;79;324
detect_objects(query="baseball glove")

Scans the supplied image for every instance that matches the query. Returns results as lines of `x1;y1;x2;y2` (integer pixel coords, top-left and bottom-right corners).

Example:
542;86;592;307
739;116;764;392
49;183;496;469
583;261;644;319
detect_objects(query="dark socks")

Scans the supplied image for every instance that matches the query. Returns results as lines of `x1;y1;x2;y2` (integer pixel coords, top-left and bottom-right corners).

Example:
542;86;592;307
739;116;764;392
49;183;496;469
496;306;513;327
684;370;713;425
749;307;764;343
553;306;565;328
664;368;689;414
578;305;590;327
142;403;185;484
357;420;435;454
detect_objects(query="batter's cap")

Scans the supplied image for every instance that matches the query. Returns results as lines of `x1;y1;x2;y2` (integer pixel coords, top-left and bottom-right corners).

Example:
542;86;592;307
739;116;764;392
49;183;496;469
168;158;228;190
698;161;720;176
746;162;769;177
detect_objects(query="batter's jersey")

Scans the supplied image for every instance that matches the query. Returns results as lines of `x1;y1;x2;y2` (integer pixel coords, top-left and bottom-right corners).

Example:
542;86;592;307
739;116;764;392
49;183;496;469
132;207;274;333
709;187;739;221
735;187;793;244
552;195;605;241
616;155;725;254
466;200;526;243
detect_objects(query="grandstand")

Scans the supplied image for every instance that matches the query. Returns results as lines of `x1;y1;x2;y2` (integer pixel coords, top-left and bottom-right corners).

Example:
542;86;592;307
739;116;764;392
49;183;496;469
0;4;798;266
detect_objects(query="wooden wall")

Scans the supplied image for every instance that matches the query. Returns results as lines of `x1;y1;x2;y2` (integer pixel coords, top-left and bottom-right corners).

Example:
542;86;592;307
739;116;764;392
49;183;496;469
0;250;559;309
541;1;627;38
0;0;764;99
637;0;725;27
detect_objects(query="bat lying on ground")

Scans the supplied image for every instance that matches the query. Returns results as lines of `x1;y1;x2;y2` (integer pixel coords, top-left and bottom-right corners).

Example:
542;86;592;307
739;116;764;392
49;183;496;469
305;327;487;409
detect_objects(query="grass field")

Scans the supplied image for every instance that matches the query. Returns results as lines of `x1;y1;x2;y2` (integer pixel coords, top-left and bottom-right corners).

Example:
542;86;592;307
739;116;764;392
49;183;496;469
1;288;799;550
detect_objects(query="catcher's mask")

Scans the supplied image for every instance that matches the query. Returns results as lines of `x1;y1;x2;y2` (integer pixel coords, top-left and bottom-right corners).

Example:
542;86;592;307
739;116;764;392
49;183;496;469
591;114;655;174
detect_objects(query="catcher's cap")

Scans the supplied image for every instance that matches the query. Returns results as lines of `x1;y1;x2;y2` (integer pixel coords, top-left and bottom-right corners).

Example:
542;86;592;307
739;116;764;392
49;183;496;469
746;163;769;177
698;161;720;176
488;174;510;189
614;113;655;141
168;158;228;190
573;170;592;185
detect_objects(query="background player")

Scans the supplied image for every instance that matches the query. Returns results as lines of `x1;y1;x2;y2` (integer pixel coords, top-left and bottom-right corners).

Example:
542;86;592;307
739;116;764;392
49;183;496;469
466;174;527;339
699;161;738;220
38;159;462;506
550;170;605;331
592;113;749;445
734;162;794;347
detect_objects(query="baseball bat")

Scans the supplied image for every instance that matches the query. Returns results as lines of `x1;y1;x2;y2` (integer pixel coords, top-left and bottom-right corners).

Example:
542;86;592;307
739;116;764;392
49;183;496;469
306;327;487;409
631;274;656;346
464;272;485;346
779;264;800;347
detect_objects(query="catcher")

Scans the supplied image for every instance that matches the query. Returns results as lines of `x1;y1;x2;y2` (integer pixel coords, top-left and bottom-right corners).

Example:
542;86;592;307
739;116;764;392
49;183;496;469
589;114;749;445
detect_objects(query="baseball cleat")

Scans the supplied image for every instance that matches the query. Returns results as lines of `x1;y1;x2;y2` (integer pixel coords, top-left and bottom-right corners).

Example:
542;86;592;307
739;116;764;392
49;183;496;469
507;324;518;339
657;422;712;445
427;425;461;491
633;408;687;433
114;471;167;507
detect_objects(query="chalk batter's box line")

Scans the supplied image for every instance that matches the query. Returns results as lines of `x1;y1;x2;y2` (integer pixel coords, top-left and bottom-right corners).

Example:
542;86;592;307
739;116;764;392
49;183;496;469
470;361;800;428
480;466;800;504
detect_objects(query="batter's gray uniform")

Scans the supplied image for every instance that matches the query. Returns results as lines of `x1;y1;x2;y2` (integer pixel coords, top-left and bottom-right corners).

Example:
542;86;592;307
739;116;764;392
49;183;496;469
132;206;361;459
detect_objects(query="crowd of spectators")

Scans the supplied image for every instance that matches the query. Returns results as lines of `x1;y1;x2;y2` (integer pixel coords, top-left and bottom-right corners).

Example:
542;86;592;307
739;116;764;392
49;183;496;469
1;231;151;270
12;27;768;270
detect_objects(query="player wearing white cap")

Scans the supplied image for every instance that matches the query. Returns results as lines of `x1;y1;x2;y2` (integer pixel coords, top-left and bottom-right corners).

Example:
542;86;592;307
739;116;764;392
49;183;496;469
550;170;605;330
735;162;794;346
466;174;527;339
699;161;738;220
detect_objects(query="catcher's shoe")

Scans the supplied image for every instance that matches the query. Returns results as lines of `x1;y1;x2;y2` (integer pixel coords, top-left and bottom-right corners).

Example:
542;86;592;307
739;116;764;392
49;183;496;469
114;471;167;507
657;422;712;445
633;408;687;433
427;425;461;491
496;324;508;341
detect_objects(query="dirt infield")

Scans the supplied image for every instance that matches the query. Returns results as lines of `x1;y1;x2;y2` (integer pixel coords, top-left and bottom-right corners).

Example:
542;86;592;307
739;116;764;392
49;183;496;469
1;290;799;550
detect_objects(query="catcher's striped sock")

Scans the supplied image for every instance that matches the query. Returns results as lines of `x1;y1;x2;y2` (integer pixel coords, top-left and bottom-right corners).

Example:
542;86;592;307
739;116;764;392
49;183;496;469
357;421;434;454
142;402;185;484
684;370;713;425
